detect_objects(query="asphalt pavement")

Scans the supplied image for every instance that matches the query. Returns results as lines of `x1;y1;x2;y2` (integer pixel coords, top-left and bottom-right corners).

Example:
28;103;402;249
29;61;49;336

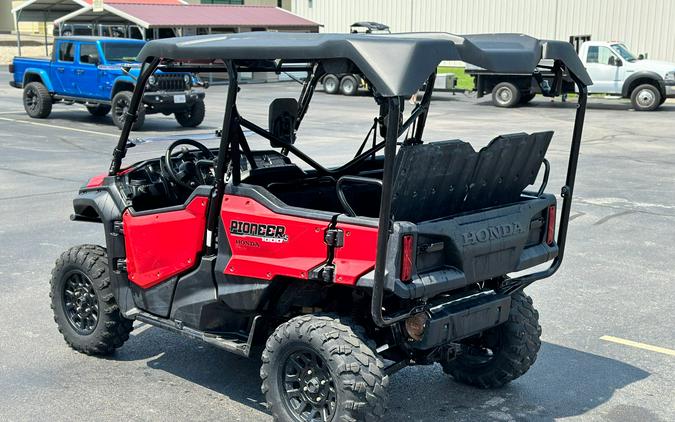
0;72;674;422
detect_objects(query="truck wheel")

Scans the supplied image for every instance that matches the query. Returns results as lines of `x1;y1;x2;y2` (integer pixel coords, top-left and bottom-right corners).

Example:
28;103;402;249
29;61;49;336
86;104;111;116
175;99;206;127
50;245;134;355
111;90;145;130
23;82;52;118
339;75;359;96
491;82;521;108
441;291;541;389
519;92;536;104
261;315;388;422
630;84;661;111
322;74;340;94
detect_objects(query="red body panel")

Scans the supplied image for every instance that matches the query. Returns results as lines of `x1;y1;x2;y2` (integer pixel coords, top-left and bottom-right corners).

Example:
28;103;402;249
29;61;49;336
221;195;378;284
85;173;107;188
123;196;209;288
333;222;378;285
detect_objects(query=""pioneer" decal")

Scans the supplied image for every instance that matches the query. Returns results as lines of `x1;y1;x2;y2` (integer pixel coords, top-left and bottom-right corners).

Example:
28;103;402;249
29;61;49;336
230;220;288;243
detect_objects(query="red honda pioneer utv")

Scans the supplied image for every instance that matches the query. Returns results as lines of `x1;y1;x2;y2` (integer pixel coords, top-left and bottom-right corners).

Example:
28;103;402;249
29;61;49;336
50;32;591;421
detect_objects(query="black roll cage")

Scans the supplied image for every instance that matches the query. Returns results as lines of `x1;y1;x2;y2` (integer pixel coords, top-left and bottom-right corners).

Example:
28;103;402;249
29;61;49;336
109;55;588;328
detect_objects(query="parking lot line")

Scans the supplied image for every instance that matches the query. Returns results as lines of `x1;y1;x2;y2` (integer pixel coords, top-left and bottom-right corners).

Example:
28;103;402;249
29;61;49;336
0;116;117;137
600;335;675;357
0;110;26;115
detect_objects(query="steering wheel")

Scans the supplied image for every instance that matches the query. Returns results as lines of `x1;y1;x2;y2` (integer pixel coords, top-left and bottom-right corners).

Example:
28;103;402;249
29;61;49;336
163;139;215;190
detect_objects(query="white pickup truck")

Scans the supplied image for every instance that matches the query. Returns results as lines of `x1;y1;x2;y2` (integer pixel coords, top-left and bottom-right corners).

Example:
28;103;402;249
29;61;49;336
467;40;675;111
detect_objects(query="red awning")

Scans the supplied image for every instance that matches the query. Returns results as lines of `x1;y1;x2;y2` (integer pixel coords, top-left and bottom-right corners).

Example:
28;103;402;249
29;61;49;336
108;3;319;28
83;0;186;4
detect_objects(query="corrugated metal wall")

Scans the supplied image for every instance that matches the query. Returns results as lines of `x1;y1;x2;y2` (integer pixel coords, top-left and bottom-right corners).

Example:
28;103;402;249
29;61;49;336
292;0;675;61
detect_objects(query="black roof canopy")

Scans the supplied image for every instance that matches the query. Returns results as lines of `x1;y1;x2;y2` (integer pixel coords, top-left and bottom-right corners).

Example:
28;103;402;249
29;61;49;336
137;32;592;97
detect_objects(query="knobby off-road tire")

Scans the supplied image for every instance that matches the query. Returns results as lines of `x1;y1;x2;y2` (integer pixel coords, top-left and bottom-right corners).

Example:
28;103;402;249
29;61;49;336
441;291;541;389
23;82;52;118
111;90;145;130
261;315;388;422
175;99;206;127
50;245;133;355
86;104;111;116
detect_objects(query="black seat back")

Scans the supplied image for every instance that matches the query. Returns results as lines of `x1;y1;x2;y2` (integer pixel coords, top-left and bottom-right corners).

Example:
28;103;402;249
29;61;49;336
390;131;553;222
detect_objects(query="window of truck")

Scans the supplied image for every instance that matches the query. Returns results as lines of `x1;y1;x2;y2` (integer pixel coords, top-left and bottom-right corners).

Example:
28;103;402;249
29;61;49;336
611;43;638;62
58;42;75;62
102;43;144;62
586;46;617;65
79;44;99;65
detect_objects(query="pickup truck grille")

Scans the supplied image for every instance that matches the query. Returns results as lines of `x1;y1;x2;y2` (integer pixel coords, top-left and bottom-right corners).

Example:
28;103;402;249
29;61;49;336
155;74;188;91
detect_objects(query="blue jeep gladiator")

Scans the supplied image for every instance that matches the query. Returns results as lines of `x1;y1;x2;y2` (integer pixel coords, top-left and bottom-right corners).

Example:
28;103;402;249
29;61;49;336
9;36;207;130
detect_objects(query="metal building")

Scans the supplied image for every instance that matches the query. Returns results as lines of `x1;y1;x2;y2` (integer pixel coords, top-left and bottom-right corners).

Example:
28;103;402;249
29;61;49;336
291;0;675;61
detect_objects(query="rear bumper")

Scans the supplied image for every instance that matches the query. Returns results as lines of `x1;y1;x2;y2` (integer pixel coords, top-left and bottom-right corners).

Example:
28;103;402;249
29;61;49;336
413;292;511;350
357;195;558;299
142;90;205;112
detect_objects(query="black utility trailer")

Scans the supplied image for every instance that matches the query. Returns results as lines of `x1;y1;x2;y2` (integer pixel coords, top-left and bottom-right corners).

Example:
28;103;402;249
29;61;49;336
50;31;591;422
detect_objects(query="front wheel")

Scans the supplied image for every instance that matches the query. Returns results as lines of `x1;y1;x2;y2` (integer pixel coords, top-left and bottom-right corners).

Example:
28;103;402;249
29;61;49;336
630;84;661;111
23;82;52;118
111;90;145;130
175;99;206;127
261;315;389;421
491;82;521;108
50;245;133;355
441;291;541;389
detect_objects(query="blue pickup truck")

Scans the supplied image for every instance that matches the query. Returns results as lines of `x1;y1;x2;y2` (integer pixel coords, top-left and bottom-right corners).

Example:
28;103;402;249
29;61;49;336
9;37;207;130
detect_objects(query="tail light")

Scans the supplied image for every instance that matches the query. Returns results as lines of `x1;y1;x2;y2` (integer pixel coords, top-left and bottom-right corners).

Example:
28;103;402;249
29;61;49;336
546;205;556;245
400;234;414;282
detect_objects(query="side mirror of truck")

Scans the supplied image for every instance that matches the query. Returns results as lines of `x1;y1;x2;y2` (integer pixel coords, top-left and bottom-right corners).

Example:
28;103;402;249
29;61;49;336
615;58;623;67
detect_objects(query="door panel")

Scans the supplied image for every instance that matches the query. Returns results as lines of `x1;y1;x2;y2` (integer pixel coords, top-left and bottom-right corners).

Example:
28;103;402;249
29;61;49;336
77;43;101;98
585;46;622;93
123;196;209;289
218;194;329;281
52;41;76;93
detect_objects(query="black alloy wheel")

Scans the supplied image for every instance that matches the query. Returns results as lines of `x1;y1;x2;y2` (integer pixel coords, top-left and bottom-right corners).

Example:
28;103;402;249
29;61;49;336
281;348;337;422
62;270;99;335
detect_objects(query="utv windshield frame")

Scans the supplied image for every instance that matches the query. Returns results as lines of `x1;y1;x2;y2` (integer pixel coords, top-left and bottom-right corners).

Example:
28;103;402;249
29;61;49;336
109;32;590;327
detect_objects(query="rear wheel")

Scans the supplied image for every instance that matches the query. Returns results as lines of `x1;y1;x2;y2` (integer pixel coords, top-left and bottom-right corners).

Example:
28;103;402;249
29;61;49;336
339;75;359;96
23;81;52;118
441;291;541;388
50;245;133;355
630;84;661;111
322;74;339;95
519;92;536;104
86;104;111;116
175;99;206;127
261;315;388;421
491;82;521;108
111;90;145;130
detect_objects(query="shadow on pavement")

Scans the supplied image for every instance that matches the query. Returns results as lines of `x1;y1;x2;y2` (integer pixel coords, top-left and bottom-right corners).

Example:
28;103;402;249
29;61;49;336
110;329;651;421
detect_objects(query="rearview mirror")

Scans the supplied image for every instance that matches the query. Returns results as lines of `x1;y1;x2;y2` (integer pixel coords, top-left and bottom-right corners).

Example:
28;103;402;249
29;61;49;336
615;58;623;67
